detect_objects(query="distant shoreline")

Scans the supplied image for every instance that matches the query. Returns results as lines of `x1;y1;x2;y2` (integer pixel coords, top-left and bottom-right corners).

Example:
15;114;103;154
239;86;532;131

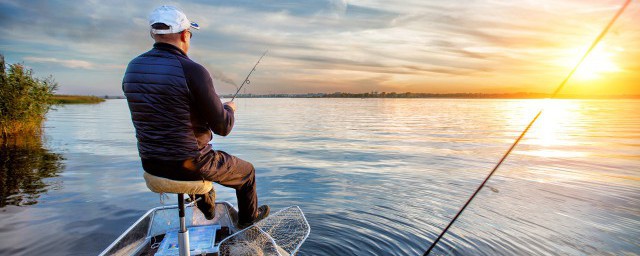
221;92;640;99
98;93;640;100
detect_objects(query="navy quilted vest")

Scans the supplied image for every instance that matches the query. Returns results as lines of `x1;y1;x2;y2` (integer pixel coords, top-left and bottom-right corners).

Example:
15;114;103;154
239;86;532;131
122;48;198;160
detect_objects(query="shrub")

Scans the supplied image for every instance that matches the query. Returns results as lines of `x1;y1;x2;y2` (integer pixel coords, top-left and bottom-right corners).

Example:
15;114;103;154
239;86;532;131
0;54;58;138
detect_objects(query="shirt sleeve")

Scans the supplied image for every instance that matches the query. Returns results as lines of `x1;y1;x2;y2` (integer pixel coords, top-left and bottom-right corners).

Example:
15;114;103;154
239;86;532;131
181;58;234;136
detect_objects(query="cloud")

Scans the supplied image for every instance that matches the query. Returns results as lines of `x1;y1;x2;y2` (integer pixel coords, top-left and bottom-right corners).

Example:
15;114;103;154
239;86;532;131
1;0;638;95
23;57;94;69
23;56;124;70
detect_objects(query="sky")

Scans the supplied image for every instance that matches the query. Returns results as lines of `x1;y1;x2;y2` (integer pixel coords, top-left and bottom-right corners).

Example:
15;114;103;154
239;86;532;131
0;0;638;96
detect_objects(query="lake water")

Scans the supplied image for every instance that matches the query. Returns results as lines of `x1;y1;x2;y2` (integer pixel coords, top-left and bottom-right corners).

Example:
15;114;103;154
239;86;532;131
0;98;639;255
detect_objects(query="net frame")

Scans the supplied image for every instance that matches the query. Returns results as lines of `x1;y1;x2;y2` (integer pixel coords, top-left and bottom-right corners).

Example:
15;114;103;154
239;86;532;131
219;206;310;256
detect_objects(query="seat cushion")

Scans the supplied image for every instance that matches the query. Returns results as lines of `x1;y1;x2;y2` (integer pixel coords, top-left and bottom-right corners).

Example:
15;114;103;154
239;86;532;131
143;172;213;194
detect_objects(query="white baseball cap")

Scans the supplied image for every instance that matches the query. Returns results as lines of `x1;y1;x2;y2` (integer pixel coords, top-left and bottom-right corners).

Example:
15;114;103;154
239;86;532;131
148;5;199;34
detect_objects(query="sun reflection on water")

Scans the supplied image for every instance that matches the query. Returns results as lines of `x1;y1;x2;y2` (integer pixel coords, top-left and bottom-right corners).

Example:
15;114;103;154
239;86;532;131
500;99;640;188
523;99;588;158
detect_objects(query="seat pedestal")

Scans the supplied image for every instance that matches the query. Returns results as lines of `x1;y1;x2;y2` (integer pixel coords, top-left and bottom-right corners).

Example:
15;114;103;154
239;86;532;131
178;194;190;256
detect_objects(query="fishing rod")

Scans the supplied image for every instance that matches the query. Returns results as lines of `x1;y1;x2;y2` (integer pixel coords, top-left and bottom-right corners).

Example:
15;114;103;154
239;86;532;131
230;50;268;101
424;0;632;254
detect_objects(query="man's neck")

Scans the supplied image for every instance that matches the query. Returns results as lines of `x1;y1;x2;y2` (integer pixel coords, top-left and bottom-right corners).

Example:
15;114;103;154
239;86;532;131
154;42;187;56
154;41;187;55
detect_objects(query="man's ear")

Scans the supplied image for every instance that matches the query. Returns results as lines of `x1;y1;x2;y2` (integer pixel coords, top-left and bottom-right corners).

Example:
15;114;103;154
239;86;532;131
150;31;154;40
181;30;189;42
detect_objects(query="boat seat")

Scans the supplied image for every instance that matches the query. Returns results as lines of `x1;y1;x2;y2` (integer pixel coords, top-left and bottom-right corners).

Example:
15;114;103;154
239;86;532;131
143;171;213;195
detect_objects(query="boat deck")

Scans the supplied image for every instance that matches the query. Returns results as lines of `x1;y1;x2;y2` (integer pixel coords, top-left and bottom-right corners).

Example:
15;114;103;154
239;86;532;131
100;202;240;256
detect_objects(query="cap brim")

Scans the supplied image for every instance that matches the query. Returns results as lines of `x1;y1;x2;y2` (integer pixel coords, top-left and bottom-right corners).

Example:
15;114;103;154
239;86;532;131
190;22;200;30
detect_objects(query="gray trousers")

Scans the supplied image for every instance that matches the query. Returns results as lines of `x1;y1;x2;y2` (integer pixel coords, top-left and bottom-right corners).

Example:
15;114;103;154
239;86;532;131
142;150;259;224
195;150;258;224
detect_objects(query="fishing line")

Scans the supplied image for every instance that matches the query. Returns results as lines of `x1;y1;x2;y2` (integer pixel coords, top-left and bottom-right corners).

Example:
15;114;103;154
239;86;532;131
231;50;268;101
424;0;632;254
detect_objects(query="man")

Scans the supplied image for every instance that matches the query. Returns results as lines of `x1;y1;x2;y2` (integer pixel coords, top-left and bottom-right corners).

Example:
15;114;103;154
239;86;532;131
122;5;269;228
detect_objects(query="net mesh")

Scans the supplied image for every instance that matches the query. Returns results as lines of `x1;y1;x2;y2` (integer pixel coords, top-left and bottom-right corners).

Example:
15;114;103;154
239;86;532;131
219;206;310;256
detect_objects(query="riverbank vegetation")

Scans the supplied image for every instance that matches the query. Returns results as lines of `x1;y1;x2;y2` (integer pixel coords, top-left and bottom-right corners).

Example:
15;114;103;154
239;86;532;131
52;95;105;104
0;55;58;139
0;54;65;206
0;54;105;140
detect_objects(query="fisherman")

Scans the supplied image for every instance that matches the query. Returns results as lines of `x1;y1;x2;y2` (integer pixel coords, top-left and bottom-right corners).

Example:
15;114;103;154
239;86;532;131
122;5;269;228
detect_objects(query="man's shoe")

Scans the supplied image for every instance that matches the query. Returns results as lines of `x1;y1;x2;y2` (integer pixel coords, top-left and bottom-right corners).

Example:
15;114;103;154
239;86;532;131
238;205;270;229
256;205;270;221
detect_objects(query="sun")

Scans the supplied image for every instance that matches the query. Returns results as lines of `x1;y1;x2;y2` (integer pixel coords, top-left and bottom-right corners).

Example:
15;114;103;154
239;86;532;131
570;44;622;81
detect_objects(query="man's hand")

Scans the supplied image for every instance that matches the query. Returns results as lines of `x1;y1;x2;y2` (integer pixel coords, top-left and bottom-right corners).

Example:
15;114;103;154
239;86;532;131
223;101;237;112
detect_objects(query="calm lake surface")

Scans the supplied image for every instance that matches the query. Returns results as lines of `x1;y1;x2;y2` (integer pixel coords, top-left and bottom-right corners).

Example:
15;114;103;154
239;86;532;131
0;98;639;255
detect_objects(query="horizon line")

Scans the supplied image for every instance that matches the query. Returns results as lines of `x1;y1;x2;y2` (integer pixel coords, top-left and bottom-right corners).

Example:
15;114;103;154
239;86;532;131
60;92;640;99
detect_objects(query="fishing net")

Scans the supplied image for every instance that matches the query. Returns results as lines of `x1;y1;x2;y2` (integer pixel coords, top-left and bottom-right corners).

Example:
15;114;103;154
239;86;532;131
219;206;310;256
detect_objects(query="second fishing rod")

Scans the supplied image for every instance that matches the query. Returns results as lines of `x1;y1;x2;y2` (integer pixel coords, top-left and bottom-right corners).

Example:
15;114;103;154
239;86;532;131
424;0;632;254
